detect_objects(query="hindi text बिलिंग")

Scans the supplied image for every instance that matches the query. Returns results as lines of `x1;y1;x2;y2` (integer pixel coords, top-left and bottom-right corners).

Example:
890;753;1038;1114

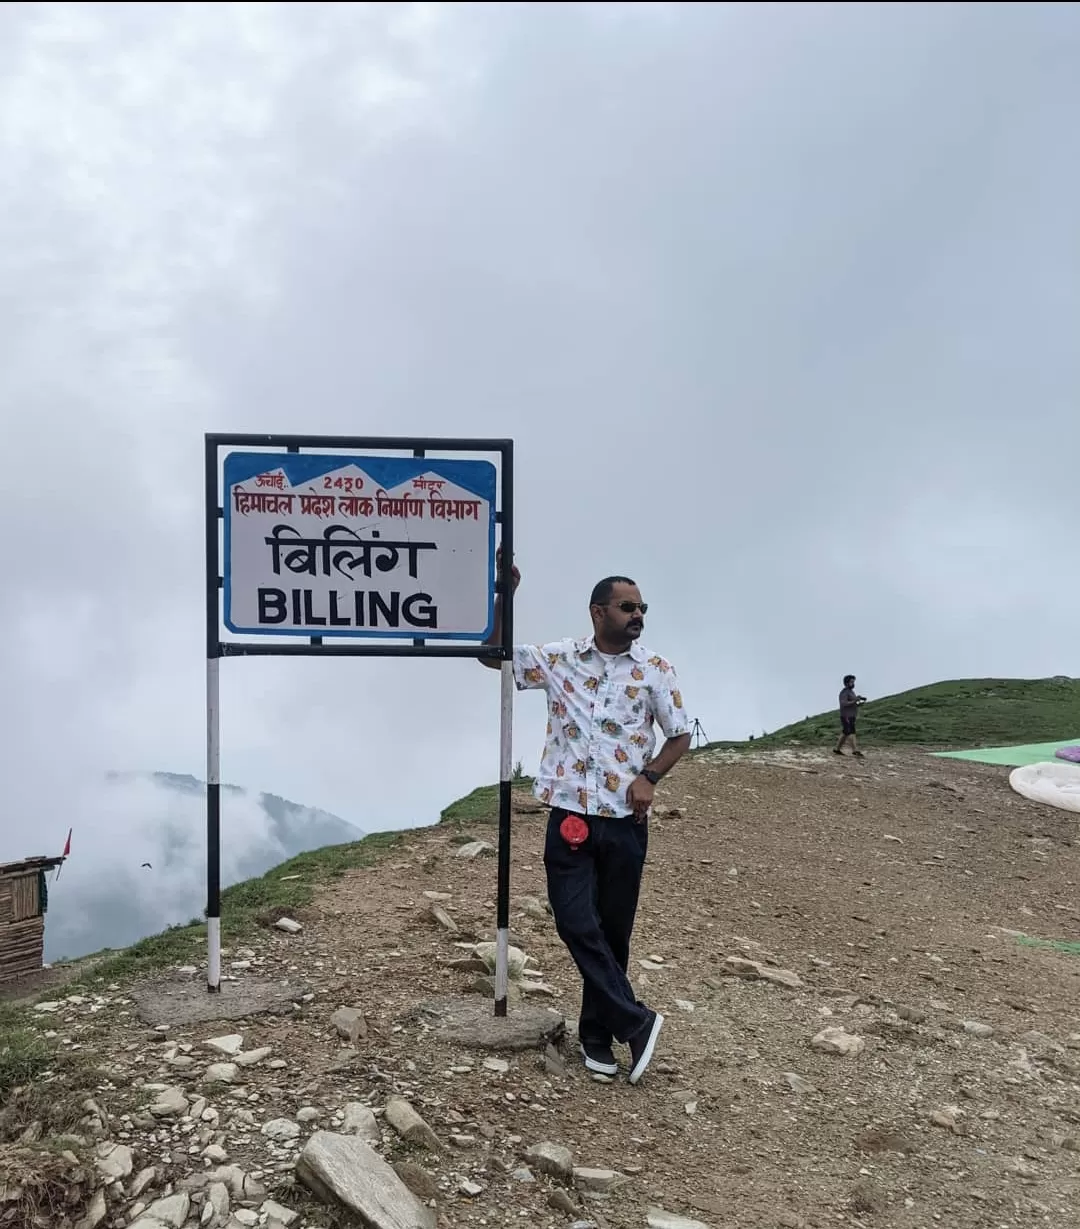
263;524;438;580
257;588;438;629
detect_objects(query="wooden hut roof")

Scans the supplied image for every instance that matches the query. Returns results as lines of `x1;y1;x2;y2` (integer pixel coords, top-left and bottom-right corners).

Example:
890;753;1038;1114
0;856;65;876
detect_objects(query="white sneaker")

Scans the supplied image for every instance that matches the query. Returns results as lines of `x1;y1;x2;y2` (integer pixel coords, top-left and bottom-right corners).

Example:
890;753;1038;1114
628;1011;664;1085
580;1041;619;1077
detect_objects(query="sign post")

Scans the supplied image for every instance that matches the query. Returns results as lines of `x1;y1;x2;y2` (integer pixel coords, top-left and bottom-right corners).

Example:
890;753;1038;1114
205;434;515;1014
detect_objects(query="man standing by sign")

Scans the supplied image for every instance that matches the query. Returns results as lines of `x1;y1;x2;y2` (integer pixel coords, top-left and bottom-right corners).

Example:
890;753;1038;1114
482;553;692;1084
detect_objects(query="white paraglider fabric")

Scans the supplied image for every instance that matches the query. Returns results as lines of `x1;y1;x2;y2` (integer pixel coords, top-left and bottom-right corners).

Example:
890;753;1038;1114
1009;761;1080;815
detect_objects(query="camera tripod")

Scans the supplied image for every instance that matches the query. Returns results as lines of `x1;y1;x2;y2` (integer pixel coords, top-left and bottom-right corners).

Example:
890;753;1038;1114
689;716;708;749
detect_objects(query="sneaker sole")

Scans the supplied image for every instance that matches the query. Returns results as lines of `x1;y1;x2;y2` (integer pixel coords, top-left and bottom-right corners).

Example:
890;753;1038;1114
580;1045;618;1077
628;1012;664;1085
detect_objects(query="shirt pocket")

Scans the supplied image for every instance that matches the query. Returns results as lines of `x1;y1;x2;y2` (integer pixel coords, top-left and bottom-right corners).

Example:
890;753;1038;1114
606;681;649;732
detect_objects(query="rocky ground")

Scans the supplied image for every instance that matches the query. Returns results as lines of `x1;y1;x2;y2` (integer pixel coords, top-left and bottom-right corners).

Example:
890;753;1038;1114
5;746;1080;1229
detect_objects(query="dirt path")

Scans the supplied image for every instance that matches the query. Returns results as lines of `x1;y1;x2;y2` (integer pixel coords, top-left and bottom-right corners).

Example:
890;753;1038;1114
14;747;1080;1229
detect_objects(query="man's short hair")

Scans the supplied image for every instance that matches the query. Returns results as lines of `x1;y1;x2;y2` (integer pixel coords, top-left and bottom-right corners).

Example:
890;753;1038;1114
590;576;637;607
843;674;855;687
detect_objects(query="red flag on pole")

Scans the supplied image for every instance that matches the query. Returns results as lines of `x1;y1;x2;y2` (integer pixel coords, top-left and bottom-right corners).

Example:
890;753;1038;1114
55;828;72;880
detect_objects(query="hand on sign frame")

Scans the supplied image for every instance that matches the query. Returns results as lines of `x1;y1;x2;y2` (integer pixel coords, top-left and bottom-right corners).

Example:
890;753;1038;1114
627;774;654;824
496;546;521;592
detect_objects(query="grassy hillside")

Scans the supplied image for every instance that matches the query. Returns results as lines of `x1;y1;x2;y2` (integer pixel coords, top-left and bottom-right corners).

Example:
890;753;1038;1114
439;678;1080;822
48;830;404;990
726;677;1080;751
440;763;534;827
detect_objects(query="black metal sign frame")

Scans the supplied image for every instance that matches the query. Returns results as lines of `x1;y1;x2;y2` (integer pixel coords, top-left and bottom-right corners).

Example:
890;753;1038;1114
204;433;515;1012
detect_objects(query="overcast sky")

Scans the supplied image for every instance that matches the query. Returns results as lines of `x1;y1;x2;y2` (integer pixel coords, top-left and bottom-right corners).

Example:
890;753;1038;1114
3;2;1079;873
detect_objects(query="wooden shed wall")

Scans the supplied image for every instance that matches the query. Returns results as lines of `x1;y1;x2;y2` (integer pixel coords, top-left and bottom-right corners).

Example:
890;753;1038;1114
9;872;40;921
0;915;45;983
0;875;40;924
0;869;47;982
0;871;40;917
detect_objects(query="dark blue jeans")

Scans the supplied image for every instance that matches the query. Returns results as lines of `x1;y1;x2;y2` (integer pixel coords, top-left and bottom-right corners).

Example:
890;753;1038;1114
543;807;651;1046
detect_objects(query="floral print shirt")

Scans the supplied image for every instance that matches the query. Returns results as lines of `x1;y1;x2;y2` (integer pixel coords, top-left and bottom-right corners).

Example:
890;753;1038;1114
513;634;691;818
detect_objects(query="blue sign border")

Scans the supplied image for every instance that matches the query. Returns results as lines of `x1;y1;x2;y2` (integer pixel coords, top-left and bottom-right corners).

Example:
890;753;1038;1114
222;451;497;640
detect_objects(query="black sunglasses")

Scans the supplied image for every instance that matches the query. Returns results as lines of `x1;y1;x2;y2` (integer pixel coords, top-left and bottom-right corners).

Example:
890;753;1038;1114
609;601;648;615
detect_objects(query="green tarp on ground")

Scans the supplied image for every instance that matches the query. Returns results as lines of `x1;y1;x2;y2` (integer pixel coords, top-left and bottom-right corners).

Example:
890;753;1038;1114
931;739;1080;767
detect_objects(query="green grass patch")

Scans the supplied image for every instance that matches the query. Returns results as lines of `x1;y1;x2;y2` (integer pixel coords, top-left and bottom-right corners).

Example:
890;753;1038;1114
66;830;405;988
440;762;534;826
0;1047;105;1140
0;1019;54;1101
703;677;1080;752
440;783;503;825
1015;935;1080;958
0;1004;107;1144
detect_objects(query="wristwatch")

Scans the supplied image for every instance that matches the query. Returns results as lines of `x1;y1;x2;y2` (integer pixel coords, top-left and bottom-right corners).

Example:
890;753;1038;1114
641;769;661;785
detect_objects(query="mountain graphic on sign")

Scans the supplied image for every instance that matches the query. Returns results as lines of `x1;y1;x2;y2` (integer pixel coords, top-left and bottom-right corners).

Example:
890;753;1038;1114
285;468;483;508
222;452;497;505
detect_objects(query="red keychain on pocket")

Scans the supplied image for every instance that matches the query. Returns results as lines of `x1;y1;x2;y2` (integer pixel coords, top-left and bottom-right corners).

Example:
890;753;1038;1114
559;814;589;850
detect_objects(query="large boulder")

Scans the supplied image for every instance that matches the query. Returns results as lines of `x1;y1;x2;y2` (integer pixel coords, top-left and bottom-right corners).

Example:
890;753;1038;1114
296;1131;436;1229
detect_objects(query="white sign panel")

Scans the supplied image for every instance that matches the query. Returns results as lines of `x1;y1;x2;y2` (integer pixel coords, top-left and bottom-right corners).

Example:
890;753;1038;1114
223;452;496;639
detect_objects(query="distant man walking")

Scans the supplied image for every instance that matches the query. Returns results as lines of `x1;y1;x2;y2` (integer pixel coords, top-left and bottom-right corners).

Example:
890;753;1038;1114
835;674;867;757
482;551;691;1085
